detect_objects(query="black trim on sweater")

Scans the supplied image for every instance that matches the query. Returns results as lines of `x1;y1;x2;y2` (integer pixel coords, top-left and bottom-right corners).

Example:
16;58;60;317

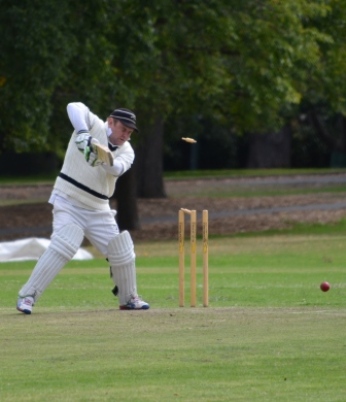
58;172;109;200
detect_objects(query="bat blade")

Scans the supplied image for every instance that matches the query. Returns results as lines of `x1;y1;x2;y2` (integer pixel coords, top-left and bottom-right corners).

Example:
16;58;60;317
93;143;113;166
182;137;197;144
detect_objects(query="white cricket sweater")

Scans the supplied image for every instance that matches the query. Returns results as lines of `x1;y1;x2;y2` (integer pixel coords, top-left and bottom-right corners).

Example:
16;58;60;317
53;108;134;211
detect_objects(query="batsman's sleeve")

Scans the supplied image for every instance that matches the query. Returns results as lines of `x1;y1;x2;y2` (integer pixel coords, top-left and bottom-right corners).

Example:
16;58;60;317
101;159;125;176
101;145;134;176
67;102;93;132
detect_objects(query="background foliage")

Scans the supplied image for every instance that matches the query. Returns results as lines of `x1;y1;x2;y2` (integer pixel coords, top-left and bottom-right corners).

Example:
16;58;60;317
1;0;346;172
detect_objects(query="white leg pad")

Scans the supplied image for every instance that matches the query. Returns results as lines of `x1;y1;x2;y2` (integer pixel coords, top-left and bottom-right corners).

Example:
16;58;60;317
107;231;137;305
19;224;84;302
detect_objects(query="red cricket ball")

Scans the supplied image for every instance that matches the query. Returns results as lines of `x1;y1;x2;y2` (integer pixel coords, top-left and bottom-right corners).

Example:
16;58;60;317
320;281;330;292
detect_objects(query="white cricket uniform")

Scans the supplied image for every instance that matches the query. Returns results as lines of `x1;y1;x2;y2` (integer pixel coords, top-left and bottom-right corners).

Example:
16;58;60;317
50;102;134;255
18;102;149;309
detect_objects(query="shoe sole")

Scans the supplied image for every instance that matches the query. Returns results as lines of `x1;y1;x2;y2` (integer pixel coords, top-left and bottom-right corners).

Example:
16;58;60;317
17;307;32;315
119;305;150;310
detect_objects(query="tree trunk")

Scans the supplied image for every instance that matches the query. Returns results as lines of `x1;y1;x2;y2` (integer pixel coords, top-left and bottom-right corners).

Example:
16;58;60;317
310;111;346;167
247;125;291;168
113;167;140;231
135;115;167;198
339;115;346;151
309;111;346;152
308;111;336;150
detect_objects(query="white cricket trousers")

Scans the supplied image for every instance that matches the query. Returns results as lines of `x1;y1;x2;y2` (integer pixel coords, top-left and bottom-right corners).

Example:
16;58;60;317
51;195;119;256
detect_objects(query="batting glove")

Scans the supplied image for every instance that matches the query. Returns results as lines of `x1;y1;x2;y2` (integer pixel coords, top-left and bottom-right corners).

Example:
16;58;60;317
87;149;103;167
75;132;101;165
75;131;91;152
85;137;102;167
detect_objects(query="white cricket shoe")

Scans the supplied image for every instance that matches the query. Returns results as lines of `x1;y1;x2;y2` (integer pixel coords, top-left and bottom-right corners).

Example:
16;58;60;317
17;296;34;314
120;295;150;310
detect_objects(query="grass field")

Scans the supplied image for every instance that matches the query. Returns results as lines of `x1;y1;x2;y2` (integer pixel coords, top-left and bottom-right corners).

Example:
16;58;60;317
1;226;346;401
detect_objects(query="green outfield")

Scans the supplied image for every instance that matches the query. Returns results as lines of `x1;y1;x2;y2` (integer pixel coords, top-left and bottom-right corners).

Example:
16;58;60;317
1;224;346;401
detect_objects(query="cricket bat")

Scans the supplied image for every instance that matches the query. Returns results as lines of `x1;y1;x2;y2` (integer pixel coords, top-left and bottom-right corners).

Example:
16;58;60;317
93;143;114;166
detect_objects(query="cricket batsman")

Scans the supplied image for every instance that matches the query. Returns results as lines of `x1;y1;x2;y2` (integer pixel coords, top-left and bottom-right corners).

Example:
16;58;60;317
16;102;150;314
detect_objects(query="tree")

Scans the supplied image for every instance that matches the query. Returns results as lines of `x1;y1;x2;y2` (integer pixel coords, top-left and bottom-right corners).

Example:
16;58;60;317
299;0;346;164
138;0;337;169
135;116;166;198
2;0;346;209
114;167;140;230
0;0;76;153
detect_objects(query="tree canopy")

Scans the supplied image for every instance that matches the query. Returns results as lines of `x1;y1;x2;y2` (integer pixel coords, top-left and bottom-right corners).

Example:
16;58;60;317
0;0;345;157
